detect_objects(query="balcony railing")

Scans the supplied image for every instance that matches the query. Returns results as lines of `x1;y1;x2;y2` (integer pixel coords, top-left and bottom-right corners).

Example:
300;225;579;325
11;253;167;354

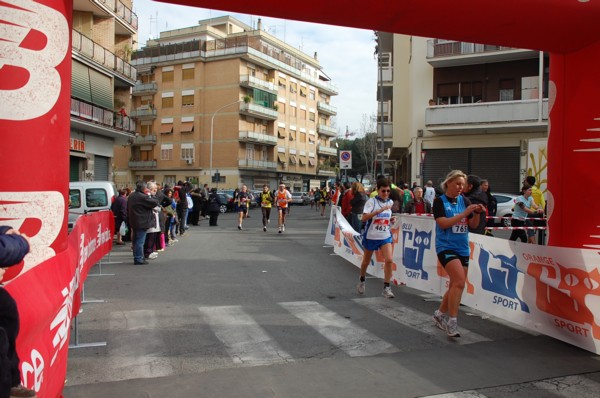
318;124;338;137
317;167;336;176
70;97;136;133
317;101;337;115
425;99;549;132
240;75;277;94
130;106;157;120
128;160;157;168
427;40;519;58
239;102;278;120
72;29;136;82
132;135;157;145
239;131;278;146
317;145;337;156
94;0;138;30
132;82;158;96
238;159;277;169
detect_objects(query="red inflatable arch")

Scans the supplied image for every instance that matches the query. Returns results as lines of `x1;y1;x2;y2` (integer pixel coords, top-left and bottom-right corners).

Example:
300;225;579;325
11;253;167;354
1;0;599;252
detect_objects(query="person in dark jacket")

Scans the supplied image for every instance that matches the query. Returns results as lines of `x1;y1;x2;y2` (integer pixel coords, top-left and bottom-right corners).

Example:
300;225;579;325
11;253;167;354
404;187;433;215
349;182;367;232
127;181;160;265
480;179;497;236
207;188;223;226
175;181;190;235
0;226;37;398
111;189;128;245
464;174;488;235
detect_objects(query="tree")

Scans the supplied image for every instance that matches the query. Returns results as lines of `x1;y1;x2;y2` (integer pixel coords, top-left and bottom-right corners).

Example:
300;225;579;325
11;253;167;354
354;114;377;179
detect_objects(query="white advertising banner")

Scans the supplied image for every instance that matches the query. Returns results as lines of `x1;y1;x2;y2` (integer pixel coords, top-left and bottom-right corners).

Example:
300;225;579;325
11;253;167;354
325;207;600;354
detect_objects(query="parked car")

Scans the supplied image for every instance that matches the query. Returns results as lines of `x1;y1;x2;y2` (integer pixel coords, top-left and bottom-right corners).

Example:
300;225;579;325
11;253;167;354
492;193;518;226
290;192;310;205
68;181;117;230
216;192;235;213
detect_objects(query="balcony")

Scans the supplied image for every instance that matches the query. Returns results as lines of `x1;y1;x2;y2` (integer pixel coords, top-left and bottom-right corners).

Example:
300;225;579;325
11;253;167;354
240;75;278;94
375;122;393;139
132;82;157;96
70;97;135;144
238;159;277;169
317;101;337;116
425;99;549;134
317;145;337;156
130;106;157;120
317;166;336;177
318;124;338;137
239;102;278;121
239;131;278;146
426;40;539;67
71;29;136;84
132;135;157;145
128;160;157;168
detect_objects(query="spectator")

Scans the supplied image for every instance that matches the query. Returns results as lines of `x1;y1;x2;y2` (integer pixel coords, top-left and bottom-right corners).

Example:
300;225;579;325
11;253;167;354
463;175;488;235
207;188;223;226
423;180;436;206
480;179;497;236
0;226;37;398
341;182;353;223
349;182;367;232
127;181;160;265
510;185;543;244
111;188;128;245
404;187;432;214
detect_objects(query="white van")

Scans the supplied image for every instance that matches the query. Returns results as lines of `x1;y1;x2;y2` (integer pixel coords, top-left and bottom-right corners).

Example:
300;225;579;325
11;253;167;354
68;181;118;229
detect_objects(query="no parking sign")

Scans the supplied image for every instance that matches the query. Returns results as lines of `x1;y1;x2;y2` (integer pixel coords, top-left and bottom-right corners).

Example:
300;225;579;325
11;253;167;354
340;150;352;169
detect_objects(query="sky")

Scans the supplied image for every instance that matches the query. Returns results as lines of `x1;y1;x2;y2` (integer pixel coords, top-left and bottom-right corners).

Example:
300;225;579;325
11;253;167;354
133;1;377;137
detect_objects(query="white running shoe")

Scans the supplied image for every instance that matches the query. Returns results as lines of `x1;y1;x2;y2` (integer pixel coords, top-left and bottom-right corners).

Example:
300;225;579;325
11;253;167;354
238;225;242;230
433;310;448;331
278;227;282;234
382;286;394;299
446;319;461;337
148;252;158;259
357;281;365;295
282;224;285;232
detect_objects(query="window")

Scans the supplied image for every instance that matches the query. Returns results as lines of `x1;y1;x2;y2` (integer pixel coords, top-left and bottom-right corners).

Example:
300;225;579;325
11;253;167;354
499;79;515;101
309;111;315;122
309;89;315;100
85;188;108;208
289;131;296;141
246;144;255;160
161;145;173;160
437;83;459;105
182;94;194;106
162;70;174;83
162;97;174;108
290;106;297;117
278;76;286;89
299;109;306;120
181;144;194;160
68;189;81;209
278;103;285;113
299;131;306;143
290;82;297;93
140;124;151;136
182;68;194;80
299;86;307;97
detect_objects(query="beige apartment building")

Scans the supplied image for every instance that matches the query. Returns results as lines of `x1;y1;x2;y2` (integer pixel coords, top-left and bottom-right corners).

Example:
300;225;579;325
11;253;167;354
114;16;338;191
377;33;548;193
70;0;138;181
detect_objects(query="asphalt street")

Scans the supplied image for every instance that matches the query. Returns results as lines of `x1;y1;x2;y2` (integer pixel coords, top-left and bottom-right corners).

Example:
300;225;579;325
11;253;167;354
64;205;600;398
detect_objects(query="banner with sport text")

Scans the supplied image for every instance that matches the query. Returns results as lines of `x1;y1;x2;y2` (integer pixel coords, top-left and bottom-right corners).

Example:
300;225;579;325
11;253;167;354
4;211;114;398
325;207;600;354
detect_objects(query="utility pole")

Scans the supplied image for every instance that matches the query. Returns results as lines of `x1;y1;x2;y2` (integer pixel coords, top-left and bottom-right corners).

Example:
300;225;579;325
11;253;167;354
375;31;385;177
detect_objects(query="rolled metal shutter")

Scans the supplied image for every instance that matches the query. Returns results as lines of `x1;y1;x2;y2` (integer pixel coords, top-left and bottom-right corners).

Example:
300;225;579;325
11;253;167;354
72;61;92;102
422;148;469;187
470;147;520;194
94;156;109;181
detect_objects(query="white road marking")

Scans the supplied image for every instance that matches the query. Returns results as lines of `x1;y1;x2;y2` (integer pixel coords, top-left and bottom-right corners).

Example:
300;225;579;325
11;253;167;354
279;301;398;357
198;305;293;365
354;297;491;345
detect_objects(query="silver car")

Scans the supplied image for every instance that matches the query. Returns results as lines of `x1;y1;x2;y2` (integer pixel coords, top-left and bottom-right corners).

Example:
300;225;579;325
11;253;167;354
492;193;518;227
290;192;310;205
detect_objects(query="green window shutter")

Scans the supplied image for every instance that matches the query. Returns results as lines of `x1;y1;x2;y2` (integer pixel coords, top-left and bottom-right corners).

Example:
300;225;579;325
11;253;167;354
71;61;91;102
89;69;114;110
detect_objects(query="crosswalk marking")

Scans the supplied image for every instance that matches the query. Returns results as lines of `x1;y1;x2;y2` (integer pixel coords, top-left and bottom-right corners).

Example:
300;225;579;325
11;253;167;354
419;392;488;398
106;309;175;380
354;297;491;345
198;305;294;365
279;301;398;357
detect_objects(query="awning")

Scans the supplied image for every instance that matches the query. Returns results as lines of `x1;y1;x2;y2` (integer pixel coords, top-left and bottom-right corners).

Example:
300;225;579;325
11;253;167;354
278;77;286;86
289;155;297;164
277;153;287;164
160;124;173;134
308;158;315;166
299;157;306;165
180;122;194;134
278;127;286;138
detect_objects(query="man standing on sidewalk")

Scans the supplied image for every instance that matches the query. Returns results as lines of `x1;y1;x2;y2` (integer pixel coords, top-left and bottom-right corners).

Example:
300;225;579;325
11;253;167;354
128;181;160;265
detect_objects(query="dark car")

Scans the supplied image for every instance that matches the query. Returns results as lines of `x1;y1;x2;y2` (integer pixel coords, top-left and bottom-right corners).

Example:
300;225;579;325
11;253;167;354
216;192;235;213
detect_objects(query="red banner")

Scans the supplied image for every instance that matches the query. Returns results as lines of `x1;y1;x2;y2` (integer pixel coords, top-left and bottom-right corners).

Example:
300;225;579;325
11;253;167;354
4;212;114;398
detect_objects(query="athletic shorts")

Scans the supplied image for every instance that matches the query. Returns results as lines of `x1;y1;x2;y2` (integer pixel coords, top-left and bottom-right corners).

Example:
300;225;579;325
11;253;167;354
278;207;289;214
362;236;393;251
437;250;469;268
238;205;247;214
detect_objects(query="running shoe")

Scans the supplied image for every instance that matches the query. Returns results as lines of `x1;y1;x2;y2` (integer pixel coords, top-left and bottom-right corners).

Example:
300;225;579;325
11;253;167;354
446;319;461;337
357;281;366;295
238;225;242;230
282;224;285;232
278;227;282;234
148;252;158;259
382;286;395;299
263;226;267;232
433;310;448;331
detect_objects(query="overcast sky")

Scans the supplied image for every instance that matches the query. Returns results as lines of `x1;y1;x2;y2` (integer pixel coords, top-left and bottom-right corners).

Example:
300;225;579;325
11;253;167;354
133;1;377;137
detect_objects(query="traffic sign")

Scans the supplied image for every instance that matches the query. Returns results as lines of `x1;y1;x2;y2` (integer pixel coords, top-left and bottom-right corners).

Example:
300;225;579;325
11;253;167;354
340;150;352;169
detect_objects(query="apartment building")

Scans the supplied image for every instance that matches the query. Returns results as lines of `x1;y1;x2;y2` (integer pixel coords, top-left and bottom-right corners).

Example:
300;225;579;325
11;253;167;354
378;33;548;193
114;15;338;191
70;0;138;181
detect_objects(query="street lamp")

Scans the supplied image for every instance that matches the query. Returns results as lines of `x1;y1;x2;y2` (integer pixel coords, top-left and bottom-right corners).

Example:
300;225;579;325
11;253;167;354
210;99;243;185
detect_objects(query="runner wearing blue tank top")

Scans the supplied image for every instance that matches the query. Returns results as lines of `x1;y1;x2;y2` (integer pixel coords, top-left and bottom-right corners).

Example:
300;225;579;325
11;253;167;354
431;170;485;337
